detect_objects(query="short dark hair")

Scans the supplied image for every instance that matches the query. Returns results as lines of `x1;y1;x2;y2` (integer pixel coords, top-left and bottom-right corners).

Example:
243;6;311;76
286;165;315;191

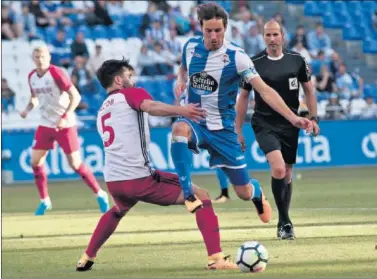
197;2;228;28
96;58;134;89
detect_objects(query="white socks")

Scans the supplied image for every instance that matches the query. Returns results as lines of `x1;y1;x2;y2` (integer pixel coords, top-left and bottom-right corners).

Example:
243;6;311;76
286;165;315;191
96;189;108;198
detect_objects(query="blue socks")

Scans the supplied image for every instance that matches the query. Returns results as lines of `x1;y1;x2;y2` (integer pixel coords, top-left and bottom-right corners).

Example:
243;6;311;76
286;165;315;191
251;178;262;199
171;136;193;199
216;168;229;190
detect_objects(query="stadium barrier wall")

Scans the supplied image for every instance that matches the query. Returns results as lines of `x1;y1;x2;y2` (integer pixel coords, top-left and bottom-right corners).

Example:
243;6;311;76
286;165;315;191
2;119;376;183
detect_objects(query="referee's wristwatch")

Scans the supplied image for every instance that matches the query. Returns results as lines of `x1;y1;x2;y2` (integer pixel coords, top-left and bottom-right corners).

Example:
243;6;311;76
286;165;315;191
310;116;319;123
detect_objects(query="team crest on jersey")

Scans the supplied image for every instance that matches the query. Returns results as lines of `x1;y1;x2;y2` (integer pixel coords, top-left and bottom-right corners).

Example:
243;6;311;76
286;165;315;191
222;54;230;66
190;71;218;95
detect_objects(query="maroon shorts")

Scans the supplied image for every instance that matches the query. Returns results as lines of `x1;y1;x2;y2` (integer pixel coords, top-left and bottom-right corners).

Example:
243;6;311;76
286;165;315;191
32;125;80;154
106;170;182;212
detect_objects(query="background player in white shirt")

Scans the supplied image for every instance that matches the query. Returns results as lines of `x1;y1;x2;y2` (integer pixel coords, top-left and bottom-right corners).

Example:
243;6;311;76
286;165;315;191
20;46;109;215
77;58;238;271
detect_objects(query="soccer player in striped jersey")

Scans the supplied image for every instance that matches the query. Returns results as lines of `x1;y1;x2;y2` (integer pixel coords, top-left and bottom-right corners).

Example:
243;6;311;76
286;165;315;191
170;3;312;220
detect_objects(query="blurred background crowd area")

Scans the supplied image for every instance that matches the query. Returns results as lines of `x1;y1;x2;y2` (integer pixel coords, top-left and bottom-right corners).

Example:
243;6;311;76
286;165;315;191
2;0;377;130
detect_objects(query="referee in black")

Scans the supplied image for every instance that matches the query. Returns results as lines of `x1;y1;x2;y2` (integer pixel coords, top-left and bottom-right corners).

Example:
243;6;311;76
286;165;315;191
235;20;320;240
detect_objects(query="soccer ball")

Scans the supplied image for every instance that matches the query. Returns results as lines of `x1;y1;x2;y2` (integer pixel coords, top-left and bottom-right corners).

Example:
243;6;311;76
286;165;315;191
236;241;268;273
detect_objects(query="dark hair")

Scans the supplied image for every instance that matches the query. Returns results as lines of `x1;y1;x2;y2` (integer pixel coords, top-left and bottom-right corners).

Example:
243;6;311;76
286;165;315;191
197;2;228;28
96;58;134;89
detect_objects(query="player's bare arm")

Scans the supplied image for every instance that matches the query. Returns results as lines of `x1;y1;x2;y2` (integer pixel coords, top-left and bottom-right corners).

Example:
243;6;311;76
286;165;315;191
57;85;81;129
64;85;82;115
248;76;312;131
20;96;39;118
140;99;206;123
302;81;320;136
235;89;250;152
174;65;188;99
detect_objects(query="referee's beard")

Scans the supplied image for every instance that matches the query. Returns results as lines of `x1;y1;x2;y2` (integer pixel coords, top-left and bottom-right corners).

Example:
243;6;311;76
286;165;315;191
267;44;283;57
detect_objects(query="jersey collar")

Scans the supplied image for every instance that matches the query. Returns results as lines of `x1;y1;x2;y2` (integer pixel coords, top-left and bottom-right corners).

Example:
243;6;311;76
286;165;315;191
267;53;284;60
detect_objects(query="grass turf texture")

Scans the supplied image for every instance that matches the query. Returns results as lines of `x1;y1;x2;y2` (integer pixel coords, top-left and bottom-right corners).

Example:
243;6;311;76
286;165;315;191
2;167;377;278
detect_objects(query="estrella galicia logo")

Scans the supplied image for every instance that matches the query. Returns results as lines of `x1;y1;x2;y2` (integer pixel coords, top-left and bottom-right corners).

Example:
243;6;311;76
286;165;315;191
189;71;218;95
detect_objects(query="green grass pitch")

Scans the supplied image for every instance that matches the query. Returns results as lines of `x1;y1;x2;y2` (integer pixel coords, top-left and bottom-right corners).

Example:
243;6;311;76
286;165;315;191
2;167;377;278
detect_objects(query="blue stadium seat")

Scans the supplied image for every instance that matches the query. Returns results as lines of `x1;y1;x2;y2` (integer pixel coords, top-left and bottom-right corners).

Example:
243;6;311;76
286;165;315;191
371;30;377;40
321;1;334;14
304;1;322;16
107;25;124;39
136;80;156;97
217;1;232;13
285;0;305;5
358;26;375;39
110;14;122;25
363;39;377;54
322;11;342;29
310;60;322;76
331;1;347;16
44;26;56;43
76;25;92;40
36;27;45;39
123;15;140;38
334;10;349;26
91;26;108;40
361;1;377;14
363;84;377;101
63;26;75;41
342;24;362;41
346;1;362;17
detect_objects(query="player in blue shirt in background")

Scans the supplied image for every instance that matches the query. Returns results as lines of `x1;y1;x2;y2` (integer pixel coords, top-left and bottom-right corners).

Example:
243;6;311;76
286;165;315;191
171;3;312;222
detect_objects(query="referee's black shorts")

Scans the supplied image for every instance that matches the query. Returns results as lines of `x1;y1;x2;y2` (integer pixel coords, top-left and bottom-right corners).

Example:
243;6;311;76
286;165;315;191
251;116;300;164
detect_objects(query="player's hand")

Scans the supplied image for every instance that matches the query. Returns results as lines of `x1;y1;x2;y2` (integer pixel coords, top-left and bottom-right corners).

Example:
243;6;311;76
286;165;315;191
292;116;313;132
311;120;320;137
56;117;66;130
179;103;207;123
19;110;28;119
237;132;246;152
174;80;187;99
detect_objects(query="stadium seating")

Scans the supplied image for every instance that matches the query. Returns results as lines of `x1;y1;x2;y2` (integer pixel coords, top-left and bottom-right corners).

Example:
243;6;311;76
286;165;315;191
2;0;376;128
302;0;377;68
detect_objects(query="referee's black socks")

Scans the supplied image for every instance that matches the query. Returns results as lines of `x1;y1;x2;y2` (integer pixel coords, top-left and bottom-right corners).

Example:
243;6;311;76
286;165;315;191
271;177;291;226
286;181;293;211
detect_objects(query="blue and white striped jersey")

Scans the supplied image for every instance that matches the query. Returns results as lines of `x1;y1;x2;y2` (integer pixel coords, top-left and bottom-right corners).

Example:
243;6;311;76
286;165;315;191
182;37;259;131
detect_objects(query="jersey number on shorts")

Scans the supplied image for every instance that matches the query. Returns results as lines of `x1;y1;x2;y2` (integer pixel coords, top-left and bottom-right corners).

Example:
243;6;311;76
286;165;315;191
101;113;115;147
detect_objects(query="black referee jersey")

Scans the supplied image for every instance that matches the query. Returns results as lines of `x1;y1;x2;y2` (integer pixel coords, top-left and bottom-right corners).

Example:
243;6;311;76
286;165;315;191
241;49;311;126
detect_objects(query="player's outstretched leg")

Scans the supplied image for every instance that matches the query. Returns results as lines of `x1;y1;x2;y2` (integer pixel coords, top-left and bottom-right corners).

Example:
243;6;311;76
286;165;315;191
76;206;126;271
171;122;202;213
31;149;51;216
67;151;109;213
74;163;109;213
32;165;52;215
185;187;237;270
212;168;230;203
223;168;272;223
249;178;272;224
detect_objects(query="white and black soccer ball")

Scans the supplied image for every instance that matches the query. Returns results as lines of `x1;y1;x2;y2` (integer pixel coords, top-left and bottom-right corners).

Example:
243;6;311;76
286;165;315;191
236;241;268;273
